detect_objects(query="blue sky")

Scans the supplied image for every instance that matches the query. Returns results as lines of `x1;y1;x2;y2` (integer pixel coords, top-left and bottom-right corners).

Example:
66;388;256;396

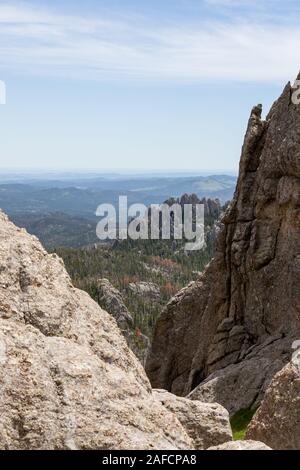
0;0;300;172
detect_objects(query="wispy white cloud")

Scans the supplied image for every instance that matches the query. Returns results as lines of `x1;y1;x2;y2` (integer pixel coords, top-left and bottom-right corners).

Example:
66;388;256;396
0;1;299;83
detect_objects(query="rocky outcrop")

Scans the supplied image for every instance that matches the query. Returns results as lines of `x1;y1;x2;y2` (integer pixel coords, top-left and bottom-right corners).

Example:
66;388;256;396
0;212;192;450
148;194;223;253
153;390;232;450
208;441;271;451
97;278;133;330
146;78;300;412
128;282;161;301
96;278;149;365
246;342;300;450
165;194;222;221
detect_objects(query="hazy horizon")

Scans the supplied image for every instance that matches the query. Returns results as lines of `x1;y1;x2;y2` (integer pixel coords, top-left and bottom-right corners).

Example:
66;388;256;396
0;168;238;175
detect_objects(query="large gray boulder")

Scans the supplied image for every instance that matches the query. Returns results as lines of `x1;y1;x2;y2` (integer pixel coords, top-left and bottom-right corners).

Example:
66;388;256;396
208;441;271;450
153;389;232;449
146;78;300;412
246;342;300;450
0;211;191;450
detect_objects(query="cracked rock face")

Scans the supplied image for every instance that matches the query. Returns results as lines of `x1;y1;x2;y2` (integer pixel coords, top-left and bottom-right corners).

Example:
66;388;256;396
246;345;300;450
0;212;192;450
146;79;300;411
188;335;291;416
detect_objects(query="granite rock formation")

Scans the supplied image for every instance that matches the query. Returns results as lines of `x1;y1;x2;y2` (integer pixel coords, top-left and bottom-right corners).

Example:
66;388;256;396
188;335;291;415
146;78;300;413
0;212;192;450
128;282;161;301
153;390;232;450
97;278;134;330
246;342;300;449
96;278;149;364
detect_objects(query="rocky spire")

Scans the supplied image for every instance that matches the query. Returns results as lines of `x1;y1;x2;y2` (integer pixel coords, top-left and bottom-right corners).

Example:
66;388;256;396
146;77;300;414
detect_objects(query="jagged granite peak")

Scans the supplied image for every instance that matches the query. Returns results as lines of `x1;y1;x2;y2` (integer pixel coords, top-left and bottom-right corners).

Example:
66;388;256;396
146;78;300;411
164;194;223;220
0;211;193;450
